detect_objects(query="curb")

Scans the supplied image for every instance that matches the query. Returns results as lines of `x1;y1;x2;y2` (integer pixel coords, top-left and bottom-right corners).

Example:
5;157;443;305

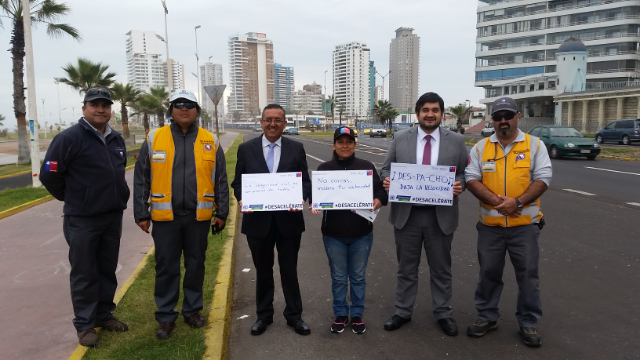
203;195;239;360
0;170;31;179
598;155;639;161
68;246;156;360
0;195;54;220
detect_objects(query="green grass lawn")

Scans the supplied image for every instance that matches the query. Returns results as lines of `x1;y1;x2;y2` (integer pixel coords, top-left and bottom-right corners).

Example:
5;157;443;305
600;147;640;159
83;134;241;360
0;186;51;212
0;163;35;177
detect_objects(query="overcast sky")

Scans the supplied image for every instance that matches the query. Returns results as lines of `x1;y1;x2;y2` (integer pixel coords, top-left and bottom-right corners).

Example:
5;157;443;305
0;0;484;129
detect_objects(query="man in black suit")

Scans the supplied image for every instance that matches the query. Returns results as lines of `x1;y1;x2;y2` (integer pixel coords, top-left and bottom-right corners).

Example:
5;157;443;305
231;104;312;336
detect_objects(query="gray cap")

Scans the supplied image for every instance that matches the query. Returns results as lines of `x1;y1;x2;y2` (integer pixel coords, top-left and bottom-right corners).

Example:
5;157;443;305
491;97;518;115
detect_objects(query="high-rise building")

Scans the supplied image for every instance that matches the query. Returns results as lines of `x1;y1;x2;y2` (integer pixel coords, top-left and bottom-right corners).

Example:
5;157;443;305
293;82;324;114
228;32;275;115
333;42;371;117
475;1;640;117
274;63;295;110
375;86;384;103
167;59;185;90
369;61;376;116
389;27;420;112
200;62;224;116
125;30;167;93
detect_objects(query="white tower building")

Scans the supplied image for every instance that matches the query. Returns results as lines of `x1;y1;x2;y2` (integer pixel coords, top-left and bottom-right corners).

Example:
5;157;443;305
333;42;370;117
125;30;167;93
200;62;224;116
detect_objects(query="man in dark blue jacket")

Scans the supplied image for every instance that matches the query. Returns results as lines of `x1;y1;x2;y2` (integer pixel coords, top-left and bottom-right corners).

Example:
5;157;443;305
40;88;130;347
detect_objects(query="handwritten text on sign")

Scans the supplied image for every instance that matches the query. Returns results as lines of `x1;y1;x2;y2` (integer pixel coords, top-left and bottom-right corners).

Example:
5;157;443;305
388;163;456;206
312;170;373;210
242;172;304;211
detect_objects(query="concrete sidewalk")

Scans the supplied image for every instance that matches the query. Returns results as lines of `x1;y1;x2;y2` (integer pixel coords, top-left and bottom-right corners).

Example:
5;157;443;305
0;131;238;360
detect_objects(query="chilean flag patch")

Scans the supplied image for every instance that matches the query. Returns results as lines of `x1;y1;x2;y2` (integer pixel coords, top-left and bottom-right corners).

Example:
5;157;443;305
296;172;302;177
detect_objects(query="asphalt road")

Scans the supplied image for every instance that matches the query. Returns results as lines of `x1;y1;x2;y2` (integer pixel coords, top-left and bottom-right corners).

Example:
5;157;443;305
228;130;640;359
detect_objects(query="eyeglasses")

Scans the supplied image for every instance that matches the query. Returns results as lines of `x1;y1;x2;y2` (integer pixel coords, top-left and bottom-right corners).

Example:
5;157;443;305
174;102;197;110
492;112;516;122
86;88;110;97
262;118;285;124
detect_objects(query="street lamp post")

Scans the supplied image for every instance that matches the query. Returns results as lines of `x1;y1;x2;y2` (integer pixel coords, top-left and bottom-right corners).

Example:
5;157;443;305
161;0;171;91
54;80;62;127
22;0;41;186
42;99;46;139
376;71;391;101
194;25;201;105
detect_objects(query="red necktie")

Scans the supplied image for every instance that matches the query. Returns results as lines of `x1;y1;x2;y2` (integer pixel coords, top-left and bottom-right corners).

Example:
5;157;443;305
422;135;432;165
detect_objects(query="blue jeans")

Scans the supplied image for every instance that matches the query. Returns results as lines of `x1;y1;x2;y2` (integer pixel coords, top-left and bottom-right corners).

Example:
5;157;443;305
323;233;373;318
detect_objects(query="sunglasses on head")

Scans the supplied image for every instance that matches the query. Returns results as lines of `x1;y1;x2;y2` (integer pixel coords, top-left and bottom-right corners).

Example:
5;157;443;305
492;112;516;122
86;88;110;97
174;102;197;110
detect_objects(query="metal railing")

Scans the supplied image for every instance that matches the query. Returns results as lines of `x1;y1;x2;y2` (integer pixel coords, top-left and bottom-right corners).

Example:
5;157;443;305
478;0;634;16
478;15;640;38
476;50;640;68
586;79;640;89
479;32;640;52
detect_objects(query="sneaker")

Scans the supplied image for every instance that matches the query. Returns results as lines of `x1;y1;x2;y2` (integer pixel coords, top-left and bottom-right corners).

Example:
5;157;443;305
519;327;542;347
351;316;366;334
330;316;349;333
96;317;129;332
77;328;99;347
467;319;498;338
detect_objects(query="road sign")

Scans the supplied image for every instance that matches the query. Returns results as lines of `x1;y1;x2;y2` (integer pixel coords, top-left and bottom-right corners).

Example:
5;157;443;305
204;85;227;106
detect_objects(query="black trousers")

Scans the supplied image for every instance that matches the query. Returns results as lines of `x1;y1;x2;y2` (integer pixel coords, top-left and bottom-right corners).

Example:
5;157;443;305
246;218;303;323
151;214;211;323
63;211;122;331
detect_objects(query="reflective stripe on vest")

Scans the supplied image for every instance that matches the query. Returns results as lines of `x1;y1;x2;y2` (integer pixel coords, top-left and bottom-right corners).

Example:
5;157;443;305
477;133;542;227
148;125;218;221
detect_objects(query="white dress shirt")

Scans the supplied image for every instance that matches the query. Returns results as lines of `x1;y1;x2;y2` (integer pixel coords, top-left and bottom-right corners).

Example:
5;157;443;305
262;135;282;173
416;126;440;165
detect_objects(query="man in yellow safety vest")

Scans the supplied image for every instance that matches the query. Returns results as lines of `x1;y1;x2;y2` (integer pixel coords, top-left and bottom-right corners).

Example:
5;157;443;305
464;96;552;347
133;89;229;340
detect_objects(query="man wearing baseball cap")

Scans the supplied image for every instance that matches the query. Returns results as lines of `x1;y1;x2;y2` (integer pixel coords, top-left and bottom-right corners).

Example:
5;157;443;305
464;96;552;347
133;89;229;339
40;88;130;347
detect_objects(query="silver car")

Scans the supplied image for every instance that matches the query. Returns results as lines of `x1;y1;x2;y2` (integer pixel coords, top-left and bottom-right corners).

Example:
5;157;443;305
481;122;495;137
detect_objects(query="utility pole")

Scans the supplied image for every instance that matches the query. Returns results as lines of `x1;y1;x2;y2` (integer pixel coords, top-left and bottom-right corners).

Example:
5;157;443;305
376;71;391;101
161;0;171;91
23;0;41;187
55;80;62;127
42;99;46;139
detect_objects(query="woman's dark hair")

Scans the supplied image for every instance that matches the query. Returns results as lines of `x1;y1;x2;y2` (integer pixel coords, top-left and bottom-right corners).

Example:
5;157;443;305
415;92;444;114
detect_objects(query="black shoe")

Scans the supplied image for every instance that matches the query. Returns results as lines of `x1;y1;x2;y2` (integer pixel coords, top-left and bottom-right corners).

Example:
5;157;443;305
156;322;176;340
467;319;498;338
519;327;542;347
383;315;411;331
437;318;458;336
287;319;311;335
184;313;207;328
251;319;273;335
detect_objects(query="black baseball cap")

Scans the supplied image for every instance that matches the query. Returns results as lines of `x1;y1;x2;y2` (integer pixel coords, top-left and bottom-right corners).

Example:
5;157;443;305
84;88;113;104
491;97;518;115
334;126;356;141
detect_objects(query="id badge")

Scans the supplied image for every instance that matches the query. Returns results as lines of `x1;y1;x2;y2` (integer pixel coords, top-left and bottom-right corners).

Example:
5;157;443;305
481;161;496;172
152;151;166;162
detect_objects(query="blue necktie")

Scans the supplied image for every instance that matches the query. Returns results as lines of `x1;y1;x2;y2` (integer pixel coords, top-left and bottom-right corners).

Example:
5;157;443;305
267;143;276;173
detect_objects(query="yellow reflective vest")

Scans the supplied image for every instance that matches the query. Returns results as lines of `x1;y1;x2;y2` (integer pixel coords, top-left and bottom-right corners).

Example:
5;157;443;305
147;125;218;221
476;133;542;227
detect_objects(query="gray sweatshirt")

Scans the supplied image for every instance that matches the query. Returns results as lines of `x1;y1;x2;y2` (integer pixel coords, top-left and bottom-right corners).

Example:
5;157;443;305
133;122;229;222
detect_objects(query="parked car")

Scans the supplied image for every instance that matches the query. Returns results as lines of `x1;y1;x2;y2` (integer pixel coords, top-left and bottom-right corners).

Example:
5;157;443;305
529;125;600;160
481;122;495;137
283;126;295;135
288;128;299;135
392;124;411;139
363;128;371;135
370;124;387;137
253;125;262;132
595;119;640;145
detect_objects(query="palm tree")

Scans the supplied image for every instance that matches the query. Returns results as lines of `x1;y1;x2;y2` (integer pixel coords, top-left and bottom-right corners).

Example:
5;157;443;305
338;103;345;127
54;58;116;94
383;108;399;129
149;86;170;127
373;100;393;128
111;83;142;141
450;104;471;133
133;94;160;135
0;113;5;127
326;95;336;131
2;0;80;163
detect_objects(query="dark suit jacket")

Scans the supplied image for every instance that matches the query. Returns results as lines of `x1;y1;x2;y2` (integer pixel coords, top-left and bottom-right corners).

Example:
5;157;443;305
380;127;468;235
231;135;312;238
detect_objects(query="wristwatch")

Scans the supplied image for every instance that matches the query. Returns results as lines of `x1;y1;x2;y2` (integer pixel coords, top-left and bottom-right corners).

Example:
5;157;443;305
515;198;524;211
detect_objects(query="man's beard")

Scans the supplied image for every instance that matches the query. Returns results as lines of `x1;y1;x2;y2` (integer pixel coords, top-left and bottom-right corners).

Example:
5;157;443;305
419;117;440;132
498;123;513;136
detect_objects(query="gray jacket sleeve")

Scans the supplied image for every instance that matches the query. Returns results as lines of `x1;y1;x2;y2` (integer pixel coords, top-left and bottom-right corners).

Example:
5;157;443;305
214;145;229;220
133;140;151;223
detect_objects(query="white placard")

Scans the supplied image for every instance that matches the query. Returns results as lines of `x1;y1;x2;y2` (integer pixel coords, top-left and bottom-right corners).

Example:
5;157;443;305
241;172;304;211
353;209;380;222
311;170;374;210
388;163;456;206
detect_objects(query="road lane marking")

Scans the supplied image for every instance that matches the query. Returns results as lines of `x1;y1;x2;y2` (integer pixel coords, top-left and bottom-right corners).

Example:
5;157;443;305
627;202;640;207
585;166;640;176
306;154;325;162
563;189;596;196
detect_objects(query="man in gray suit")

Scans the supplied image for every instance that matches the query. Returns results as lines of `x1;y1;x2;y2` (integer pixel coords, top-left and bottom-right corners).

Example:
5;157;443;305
381;92;468;336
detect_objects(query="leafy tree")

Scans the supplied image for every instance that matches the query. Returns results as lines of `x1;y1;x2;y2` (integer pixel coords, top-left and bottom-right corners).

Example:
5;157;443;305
327;95;336;129
338;103;345;127
307;110;315;116
149;86;170;127
450;104;471;132
111;83;142;140
2;0;80;163
201;109;212;129
0;113;5;127
232;111;241;122
54;58;115;93
133;94;160;134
